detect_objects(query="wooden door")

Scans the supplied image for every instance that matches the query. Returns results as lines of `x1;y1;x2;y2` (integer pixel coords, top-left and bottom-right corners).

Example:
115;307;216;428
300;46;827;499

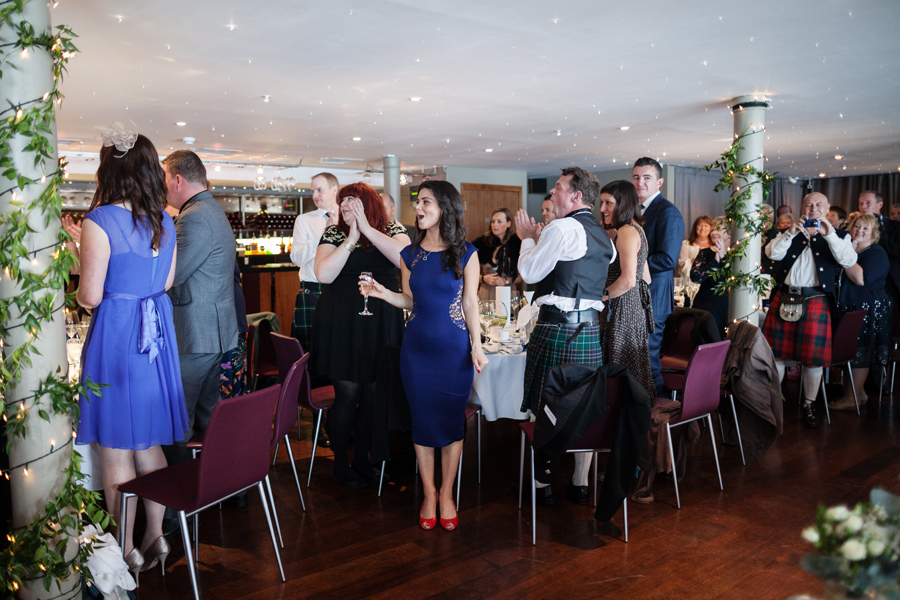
461;184;522;242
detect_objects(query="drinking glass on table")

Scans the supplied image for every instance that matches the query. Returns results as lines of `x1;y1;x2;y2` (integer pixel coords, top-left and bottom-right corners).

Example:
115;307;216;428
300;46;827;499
480;300;495;331
359;271;373;316
65;312;76;340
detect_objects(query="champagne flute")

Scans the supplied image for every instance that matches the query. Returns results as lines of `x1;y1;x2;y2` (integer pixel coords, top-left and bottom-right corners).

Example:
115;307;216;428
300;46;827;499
359;271;373;316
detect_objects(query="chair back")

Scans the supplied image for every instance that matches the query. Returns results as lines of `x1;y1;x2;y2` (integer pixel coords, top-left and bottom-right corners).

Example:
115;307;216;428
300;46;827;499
195;385;280;507
570;377;622;451
256;319;280;377
679;340;731;422
662;313;697;367
269;332;304;384
831;310;867;365
247;323;257;382
272;354;309;449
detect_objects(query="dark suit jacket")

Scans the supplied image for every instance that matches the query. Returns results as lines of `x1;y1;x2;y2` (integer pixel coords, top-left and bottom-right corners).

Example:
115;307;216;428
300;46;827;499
168;190;239;354
642;194;685;320
876;216;900;305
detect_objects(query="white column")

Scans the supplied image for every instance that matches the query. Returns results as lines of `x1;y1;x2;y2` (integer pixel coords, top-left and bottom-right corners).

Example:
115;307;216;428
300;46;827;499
728;95;770;329
383;155;400;208
1;2;79;598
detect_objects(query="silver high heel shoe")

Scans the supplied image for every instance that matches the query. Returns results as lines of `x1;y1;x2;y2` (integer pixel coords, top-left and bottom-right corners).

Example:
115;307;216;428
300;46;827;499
140;535;171;576
123;548;145;586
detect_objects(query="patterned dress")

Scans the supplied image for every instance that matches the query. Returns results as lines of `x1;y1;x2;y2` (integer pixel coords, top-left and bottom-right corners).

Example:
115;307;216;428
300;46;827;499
838;244;893;368
601;223;655;397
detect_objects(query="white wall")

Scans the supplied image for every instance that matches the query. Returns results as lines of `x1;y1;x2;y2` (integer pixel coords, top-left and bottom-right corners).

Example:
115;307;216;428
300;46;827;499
444;166;528;205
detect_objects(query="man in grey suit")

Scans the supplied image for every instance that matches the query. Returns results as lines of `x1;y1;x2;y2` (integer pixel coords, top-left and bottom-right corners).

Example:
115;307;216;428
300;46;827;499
162;150;239;466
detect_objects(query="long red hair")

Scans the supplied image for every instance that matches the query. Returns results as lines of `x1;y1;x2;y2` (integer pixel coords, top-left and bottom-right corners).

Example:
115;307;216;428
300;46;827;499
337;183;390;251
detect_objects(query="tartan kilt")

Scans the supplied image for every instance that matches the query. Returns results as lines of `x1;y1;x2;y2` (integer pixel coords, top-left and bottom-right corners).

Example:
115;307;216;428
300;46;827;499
521;321;602;413
291;282;324;353
762;290;832;366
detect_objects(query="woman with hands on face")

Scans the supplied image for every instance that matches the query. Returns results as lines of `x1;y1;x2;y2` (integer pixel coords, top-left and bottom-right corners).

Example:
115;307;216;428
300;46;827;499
363;180;483;531
311;183;410;489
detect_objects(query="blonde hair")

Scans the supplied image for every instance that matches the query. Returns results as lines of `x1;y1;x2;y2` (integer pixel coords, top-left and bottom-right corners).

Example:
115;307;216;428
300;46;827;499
846;213;881;244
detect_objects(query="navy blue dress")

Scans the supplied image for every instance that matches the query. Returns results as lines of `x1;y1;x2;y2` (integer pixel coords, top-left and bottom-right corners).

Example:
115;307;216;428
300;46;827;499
838;244;893;367
400;242;477;448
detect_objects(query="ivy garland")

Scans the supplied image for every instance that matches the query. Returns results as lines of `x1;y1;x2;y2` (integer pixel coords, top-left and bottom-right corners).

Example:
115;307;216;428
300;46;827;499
703;126;777;303
0;1;109;595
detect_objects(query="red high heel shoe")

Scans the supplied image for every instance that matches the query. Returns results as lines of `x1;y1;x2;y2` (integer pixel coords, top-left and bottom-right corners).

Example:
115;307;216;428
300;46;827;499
440;500;458;531
419;500;437;530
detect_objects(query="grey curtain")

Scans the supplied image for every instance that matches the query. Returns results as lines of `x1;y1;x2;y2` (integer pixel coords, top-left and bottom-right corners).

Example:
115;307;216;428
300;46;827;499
810;173;900;215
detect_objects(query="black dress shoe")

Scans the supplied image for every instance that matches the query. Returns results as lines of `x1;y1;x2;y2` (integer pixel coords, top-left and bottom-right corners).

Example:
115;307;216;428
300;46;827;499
223;492;249;508
332;469;368;489
566;483;590;505
316;423;332;448
508;483;554;505
802;403;820;429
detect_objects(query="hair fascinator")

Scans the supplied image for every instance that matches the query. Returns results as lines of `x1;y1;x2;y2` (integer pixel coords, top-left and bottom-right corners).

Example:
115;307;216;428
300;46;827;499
99;122;138;157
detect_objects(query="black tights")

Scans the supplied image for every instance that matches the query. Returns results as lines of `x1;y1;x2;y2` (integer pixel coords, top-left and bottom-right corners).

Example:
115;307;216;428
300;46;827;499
329;380;376;476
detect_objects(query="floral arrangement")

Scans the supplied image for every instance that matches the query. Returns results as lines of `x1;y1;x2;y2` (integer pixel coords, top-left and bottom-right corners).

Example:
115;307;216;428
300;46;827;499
801;489;900;599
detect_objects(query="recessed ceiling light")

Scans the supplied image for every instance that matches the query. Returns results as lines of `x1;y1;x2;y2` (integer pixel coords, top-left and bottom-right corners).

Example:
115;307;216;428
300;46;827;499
214;165;221;172
262;95;271;103
819;173;827;178
352;137;361;141
619;126;630;131
485;148;493;152
228;24;236;31
175;122;186;126
834;154;843;160
409;97;422;102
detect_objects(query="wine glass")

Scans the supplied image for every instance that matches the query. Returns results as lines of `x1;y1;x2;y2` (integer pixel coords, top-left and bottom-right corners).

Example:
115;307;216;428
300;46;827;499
66;338;82;381
480;300;495;331
359;271;373;316
65;312;76;340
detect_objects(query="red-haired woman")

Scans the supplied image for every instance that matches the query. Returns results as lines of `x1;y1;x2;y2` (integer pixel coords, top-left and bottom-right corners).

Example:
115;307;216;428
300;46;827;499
312;183;411;488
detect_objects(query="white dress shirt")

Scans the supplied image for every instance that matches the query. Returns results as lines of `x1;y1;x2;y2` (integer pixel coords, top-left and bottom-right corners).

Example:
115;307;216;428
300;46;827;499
765;229;857;287
640;191;661;214
518;211;617;312
290;208;330;283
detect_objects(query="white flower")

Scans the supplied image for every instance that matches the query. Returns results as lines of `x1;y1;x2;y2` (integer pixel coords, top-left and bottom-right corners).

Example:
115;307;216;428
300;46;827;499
802;527;820;544
843;514;863;533
840;539;867;561
826;505;851;521
868;539;886;556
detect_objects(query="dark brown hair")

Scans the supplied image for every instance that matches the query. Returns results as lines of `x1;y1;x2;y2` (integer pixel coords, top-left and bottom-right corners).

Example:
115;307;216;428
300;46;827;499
161;149;207;186
633;157;663;179
600;180;644;228
415;180;469;279
560;166;600;208
337;182;389;251
91;134;167;249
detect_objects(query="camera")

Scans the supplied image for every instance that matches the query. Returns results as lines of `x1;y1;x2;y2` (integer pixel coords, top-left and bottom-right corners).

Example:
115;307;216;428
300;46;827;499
803;218;820;228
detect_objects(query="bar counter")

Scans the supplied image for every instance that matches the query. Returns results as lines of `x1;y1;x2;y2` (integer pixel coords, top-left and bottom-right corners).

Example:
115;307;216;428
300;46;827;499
239;254;299;334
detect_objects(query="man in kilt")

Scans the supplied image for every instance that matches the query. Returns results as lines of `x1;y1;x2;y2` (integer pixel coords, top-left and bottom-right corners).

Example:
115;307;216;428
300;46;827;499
515;166;616;505
290;172;340;446
763;192;857;428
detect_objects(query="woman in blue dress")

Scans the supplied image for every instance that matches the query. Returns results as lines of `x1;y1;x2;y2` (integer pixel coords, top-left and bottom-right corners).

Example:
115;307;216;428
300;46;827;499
67;131;188;582
365;181;487;531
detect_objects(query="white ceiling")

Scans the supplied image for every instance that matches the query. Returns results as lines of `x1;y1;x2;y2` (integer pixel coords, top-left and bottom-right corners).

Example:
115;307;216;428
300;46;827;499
54;0;900;179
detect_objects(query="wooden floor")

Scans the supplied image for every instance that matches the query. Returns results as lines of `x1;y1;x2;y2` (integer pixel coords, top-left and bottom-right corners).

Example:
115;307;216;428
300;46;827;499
131;377;900;600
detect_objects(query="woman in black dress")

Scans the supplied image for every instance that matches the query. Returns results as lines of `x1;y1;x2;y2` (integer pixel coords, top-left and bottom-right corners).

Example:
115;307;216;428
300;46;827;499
473;208;521;292
830;213;892;410
690;216;730;337
312;183;410;488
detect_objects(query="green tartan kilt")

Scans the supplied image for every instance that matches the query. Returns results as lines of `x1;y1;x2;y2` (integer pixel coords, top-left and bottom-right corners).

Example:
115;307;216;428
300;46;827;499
521;321;602;413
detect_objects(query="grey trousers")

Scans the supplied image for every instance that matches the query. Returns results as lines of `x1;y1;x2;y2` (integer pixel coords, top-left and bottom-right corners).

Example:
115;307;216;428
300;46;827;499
163;351;222;466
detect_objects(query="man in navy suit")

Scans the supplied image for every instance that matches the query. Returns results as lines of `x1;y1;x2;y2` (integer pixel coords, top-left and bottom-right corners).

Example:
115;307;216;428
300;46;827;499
633;158;684;396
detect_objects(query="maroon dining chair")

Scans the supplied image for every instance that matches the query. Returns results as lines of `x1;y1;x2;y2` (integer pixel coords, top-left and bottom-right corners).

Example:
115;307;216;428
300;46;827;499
660;313;697;372
251;319;281;392
655;340;731;509
270;332;336;447
518;377;628;545
798;310;867;422
118;386;284;600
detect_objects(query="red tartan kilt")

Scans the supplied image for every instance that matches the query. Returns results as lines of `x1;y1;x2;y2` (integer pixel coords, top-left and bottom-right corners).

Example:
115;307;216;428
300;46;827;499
762;290;832;366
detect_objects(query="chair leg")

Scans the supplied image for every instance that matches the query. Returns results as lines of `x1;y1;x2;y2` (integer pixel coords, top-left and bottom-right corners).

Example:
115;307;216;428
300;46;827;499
298;406;303;441
592;452;598;507
308;410;323;487
623;497;628;543
455;446;464;509
264;475;284;549
708;414;723;491
272;441;280;467
378;460;386;497
476;410;482;485
193;506;199;564
729;394;746;466
257;482;286;582
283;435;306;511
892;360;896;395
517;430;525;509
845;364;860;415
179;510;200;600
820;378;832;425
530;446;536;546
879;367;884;403
118;492;133;558
666;423;681;509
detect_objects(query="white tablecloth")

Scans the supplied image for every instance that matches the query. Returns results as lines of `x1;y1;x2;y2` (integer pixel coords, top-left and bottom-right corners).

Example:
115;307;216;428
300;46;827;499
469;352;530;421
